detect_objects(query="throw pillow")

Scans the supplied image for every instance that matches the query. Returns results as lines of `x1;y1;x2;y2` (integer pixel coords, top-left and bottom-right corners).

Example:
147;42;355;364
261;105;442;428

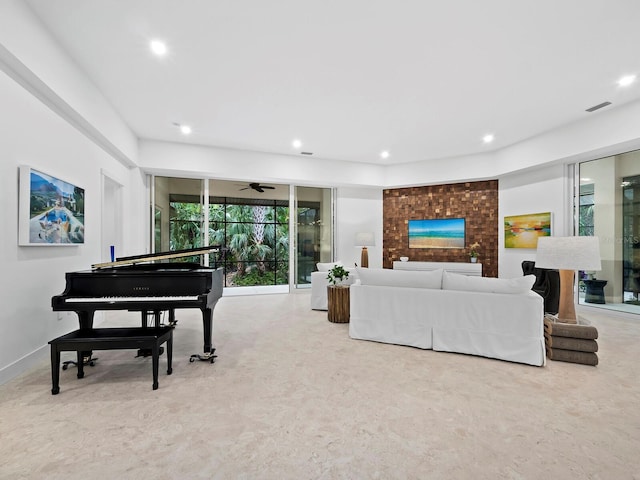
316;261;343;272
356;268;443;289
442;271;536;294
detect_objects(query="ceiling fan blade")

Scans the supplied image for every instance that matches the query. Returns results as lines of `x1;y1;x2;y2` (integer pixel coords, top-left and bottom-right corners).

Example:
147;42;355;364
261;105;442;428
255;187;264;192
262;185;275;189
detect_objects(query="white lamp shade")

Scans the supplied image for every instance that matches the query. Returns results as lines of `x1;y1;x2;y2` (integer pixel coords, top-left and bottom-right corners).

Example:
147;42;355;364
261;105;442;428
535;236;602;271
355;232;375;247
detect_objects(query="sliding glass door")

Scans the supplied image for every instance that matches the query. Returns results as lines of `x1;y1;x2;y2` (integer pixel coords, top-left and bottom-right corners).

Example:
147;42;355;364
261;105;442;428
152;177;334;292
294;186;333;288
578;149;640;315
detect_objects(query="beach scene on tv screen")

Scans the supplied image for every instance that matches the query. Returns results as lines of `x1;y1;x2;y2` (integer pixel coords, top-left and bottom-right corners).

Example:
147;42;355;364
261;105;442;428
28;169;85;244
408;218;465;249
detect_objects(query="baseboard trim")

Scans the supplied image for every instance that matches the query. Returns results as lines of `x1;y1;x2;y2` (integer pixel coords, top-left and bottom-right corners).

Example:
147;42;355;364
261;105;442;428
0;344;49;386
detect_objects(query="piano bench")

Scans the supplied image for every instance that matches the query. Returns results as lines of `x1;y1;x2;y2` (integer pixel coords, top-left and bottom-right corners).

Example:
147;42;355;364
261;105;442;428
49;327;173;395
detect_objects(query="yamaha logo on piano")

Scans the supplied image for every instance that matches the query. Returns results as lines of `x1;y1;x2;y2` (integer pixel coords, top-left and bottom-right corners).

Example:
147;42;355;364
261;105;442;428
133;286;150;292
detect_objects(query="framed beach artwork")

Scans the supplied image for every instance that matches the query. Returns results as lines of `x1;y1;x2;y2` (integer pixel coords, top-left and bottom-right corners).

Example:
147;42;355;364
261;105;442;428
408;218;465;249
18;166;85;246
504;212;551;248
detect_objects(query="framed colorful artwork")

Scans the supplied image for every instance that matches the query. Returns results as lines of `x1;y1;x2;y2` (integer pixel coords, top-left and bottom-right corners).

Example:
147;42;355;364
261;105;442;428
504;212;551;248
408;218;465;249
18;166;85;246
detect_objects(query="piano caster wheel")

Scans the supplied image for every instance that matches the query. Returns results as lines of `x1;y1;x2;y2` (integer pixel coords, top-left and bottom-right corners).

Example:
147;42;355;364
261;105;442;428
189;352;217;363
52;387;60;395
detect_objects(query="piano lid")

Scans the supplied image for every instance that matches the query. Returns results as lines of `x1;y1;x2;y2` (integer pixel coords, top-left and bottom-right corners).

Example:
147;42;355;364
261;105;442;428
91;246;220;270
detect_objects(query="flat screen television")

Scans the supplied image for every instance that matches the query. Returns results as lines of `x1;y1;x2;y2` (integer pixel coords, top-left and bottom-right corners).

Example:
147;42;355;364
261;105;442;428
408;218;465;249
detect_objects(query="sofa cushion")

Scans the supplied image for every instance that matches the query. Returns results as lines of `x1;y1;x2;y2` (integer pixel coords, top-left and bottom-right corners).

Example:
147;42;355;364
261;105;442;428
442;271;536;294
356;267;443;289
316;261;343;272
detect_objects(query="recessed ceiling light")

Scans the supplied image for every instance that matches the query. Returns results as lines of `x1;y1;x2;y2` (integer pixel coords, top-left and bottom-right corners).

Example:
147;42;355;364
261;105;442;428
180;125;192;135
483;134;494;144
380;151;390;159
150;40;167;56
292;139;302;149
618;74;637;87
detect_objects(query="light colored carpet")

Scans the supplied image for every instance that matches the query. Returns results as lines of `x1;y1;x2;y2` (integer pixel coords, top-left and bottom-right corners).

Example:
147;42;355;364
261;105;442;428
1;293;639;480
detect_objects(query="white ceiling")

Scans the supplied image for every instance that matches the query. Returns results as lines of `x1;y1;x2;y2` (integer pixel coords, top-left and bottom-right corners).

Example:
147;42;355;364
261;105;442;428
25;0;640;166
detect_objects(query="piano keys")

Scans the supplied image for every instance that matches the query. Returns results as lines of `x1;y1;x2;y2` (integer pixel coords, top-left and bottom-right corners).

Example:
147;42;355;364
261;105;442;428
52;253;224;361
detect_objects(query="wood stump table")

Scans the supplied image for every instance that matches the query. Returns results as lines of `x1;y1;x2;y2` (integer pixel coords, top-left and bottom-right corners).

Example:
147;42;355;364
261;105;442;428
327;285;350;323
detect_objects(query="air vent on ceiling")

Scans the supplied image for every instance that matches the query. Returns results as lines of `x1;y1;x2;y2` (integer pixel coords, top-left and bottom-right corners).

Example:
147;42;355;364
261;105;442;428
585;101;612;112
300;151;313;155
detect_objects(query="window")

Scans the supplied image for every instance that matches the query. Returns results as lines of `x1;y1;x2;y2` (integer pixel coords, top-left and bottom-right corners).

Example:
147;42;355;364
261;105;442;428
209;197;289;287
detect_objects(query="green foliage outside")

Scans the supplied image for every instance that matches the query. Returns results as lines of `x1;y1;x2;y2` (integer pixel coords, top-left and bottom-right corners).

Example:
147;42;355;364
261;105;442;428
170;201;289;286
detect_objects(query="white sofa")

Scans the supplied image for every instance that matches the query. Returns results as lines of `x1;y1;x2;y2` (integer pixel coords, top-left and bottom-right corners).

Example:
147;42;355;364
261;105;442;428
310;262;358;310
349;268;545;366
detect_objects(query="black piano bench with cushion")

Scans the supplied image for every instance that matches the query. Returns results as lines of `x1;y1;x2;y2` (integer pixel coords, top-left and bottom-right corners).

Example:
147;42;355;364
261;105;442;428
49;327;173;395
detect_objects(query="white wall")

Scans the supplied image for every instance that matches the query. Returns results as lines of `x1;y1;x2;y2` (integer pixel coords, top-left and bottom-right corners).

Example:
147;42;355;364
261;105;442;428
0;0;138;167
498;163;569;279
335;187;383;269
0;70;139;384
139;139;387;188
384;98;640;188
0;1;144;384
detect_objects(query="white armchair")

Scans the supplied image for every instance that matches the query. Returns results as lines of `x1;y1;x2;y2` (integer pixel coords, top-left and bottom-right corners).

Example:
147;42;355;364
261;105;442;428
310;263;358;310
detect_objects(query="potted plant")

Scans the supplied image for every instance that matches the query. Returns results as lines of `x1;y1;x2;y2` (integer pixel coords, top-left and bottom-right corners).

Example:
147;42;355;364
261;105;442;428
327;264;350;286
326;265;350;323
469;242;480;263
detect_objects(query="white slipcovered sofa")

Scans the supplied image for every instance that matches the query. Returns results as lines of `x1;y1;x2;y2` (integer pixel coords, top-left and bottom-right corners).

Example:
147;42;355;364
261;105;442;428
310;261;358;310
349;268;545;366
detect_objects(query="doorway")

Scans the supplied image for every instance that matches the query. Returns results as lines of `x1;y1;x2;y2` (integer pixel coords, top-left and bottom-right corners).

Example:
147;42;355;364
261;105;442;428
101;171;123;262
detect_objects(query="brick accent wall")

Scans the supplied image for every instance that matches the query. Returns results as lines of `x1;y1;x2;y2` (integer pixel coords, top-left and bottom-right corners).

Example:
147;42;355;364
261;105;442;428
383;180;498;277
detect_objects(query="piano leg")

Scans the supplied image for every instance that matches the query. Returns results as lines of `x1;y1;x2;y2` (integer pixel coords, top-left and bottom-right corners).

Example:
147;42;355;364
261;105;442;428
189;307;216;363
202;307;213;354
77;310;94;329
62;310;98;371
169;309;177;326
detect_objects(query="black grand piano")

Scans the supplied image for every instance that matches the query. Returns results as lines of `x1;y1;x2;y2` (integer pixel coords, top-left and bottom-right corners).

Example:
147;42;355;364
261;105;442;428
52;247;224;363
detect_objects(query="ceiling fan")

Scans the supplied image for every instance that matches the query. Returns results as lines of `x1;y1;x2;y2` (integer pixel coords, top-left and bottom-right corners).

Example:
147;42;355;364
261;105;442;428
239;182;276;193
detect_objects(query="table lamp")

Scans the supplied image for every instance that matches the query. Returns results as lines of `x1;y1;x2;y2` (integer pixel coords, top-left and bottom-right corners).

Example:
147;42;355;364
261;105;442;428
355;232;375;268
535;236;601;323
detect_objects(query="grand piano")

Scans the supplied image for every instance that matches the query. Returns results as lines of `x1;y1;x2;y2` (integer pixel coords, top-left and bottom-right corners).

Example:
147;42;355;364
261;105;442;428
51;247;224;362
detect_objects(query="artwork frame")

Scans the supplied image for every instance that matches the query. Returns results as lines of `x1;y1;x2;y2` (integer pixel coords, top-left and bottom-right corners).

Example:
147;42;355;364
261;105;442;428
18;165;85;246
504;212;551;249
408;218;465;249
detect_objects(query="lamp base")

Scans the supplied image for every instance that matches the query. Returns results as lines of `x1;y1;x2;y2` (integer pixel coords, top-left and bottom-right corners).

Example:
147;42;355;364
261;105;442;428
557;269;577;324
360;247;369;268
